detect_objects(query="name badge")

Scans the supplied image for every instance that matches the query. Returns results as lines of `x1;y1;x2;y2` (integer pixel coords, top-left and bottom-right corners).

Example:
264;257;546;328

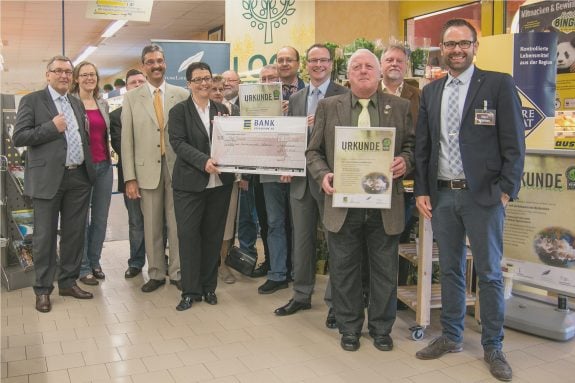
475;109;496;125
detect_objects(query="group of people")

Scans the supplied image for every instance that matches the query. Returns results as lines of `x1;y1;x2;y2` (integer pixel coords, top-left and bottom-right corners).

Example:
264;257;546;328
13;18;525;382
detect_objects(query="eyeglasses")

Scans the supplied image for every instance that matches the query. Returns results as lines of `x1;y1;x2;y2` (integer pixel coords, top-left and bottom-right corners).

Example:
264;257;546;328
225;79;239;83
189;76;212;84
260;76;279;83
144;58;165;66
277;58;297;65
442;40;475;50
49;69;73;76
307;58;331;65
79;73;97;78
211;87;224;92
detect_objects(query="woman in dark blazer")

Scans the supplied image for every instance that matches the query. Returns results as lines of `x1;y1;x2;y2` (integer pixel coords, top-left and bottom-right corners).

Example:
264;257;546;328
169;62;234;311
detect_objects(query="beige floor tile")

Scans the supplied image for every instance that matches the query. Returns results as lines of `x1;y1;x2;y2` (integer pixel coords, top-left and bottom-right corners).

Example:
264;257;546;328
74;325;110;340
1;376;29;383
271;363;318;382
25;342;63;359
199;377;240;383
182;333;222;350
8;333;44;348
83;347;122;365
1;347;26;362
238;352;283;371
337;368;389;383
117;344;157;361
141;353;183;372
114;311;149;323
125;329;163;345
41;329;78;344
131;369;174;383
442;362;492;382
204;358;250;378
68;364;110;383
169;364;214;382
176;347;218;365
150;338;189;355
408;370;458;383
209;342;251;360
29;369;71;383
54;317;90;331
8;357;47;377
106;321;142;335
24;321;57;334
157;324;194;340
45;351;85;371
236;368;282;383
1;361;7;378
303;356;349;376
106;359;147;378
60;338;99;354
96;333;132;349
2;324;25;336
91;378;133;383
539;358;575;379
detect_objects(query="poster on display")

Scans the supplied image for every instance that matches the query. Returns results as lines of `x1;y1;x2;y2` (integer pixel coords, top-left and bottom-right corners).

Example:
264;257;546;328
225;0;315;80
239;83;283;116
519;0;575;149
503;150;575;296
476;32;556;150
85;0;153;22
151;40;231;89
332;127;395;209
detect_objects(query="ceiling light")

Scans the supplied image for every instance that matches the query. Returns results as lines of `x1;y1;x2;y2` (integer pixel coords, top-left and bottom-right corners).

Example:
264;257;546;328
73;46;98;66
101;20;127;38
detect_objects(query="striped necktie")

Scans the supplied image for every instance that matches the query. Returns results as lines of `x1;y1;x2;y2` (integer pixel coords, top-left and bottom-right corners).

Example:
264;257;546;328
60;96;84;165
446;78;463;176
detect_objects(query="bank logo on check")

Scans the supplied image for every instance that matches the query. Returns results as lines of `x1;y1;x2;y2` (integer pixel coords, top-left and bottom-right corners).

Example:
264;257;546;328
243;119;252;130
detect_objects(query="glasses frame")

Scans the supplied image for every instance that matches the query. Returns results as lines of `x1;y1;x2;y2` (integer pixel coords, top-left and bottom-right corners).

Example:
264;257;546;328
79;73;97;79
307;58;332;65
49;69;73;76
189;76;213;84
441;40;475;50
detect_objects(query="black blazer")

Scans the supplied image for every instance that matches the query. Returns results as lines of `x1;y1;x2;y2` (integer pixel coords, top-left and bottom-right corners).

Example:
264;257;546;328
168;97;235;192
414;67;525;207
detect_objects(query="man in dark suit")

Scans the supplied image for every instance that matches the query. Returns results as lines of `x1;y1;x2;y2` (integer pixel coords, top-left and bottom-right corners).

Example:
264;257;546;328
414;19;525;382
13;55;96;313
275;44;348;322
109;69;147;278
307;49;414;352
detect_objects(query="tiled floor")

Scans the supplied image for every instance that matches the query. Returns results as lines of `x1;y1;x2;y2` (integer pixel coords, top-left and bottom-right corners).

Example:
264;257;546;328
2;239;575;383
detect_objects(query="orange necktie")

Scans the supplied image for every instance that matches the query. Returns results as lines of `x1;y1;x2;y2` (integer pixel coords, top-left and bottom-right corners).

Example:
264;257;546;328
154;88;165;155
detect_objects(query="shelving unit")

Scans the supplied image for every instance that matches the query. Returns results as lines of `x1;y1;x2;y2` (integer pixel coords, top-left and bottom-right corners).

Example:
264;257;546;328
397;215;478;340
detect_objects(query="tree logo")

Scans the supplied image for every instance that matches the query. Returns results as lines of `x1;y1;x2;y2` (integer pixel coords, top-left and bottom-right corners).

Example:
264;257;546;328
242;0;296;44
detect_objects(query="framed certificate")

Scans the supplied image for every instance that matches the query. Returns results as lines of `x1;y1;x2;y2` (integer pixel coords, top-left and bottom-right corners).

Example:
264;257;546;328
239;83;283;117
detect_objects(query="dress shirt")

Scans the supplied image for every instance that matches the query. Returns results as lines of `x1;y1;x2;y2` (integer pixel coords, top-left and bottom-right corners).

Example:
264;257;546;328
192;98;222;188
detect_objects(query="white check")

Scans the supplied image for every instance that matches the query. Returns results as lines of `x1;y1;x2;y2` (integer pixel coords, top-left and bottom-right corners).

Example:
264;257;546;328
211;116;308;176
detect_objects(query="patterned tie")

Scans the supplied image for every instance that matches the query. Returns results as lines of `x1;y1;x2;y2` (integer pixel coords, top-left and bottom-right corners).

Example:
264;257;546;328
60;96;84;165
153;89;165;155
307;88;321;136
358;99;371;127
446;78;463;176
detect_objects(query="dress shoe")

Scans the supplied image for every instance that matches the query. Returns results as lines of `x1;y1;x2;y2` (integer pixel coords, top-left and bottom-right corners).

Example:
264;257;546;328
485;349;513;381
141;278;166;293
124;267;141;278
79;274;99;286
170;279;182;291
204;292;218;305
59;285;93;299
416;335;463;360
35;294;51;313
340;333;360;351
274;299;311;316
258;279;288;294
325;308;337;329
92;268;105;279
176;296;194;311
251;262;269;278
373;334;394;351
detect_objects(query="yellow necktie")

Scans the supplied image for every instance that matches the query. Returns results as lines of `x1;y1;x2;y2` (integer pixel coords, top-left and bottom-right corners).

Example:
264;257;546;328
154;88;165;155
358;99;371;127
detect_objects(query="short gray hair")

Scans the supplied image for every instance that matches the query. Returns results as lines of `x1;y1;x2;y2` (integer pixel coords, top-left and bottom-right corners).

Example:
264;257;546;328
381;44;408;60
46;55;72;70
347;49;381;76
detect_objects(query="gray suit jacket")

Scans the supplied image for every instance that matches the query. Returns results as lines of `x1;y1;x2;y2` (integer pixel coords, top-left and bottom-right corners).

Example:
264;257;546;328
121;82;189;189
13;87;95;199
288;81;349;200
306;90;415;235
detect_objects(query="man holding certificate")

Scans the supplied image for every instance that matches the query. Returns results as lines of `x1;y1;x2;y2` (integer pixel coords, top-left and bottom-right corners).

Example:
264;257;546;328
306;49;414;352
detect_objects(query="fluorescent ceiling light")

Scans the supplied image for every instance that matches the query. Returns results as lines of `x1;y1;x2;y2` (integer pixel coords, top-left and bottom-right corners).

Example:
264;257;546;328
102;20;127;38
73;46;98;66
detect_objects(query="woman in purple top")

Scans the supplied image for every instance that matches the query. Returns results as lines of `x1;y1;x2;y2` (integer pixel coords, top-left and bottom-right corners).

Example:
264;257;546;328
71;61;112;286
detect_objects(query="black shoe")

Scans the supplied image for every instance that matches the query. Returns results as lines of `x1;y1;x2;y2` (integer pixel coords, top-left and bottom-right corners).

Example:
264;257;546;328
92;268;105;279
204;292;218;305
176;296;194;311
170;279;182;291
325;308;337;329
35;294;51;313
340;333;360;351
274;299;311;316
251;262;269;278
373;334;393;351
141;279;165;292
258;279;288;294
124;267;141;278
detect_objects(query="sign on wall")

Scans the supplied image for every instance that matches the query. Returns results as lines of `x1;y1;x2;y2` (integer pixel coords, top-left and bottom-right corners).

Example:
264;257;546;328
85;0;153;21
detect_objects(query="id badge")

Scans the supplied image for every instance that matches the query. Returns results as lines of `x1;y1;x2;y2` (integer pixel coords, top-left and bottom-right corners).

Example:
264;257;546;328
475;109;496;125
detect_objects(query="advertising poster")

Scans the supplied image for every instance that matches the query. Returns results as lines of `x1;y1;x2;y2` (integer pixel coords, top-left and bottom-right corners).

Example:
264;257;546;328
225;0;315;80
332;126;395;209
503;150;575;295
211;116;307;176
152;40;231;88
519;0;575;150
239;83;283;116
476;32;556;150
85;0;153;21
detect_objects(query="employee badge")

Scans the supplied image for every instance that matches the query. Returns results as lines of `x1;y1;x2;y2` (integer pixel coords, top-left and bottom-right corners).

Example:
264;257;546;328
475;100;496;125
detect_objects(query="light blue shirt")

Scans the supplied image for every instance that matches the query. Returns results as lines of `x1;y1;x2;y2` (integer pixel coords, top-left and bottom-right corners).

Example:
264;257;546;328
438;64;474;180
307;79;330;115
48;85;84;165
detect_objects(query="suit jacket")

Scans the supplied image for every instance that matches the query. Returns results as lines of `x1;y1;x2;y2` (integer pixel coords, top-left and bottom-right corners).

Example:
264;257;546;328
306;90;415;235
414;67;525;207
109;107;124;192
121;82;189;189
288;81;349;200
169;97;235;192
381;81;421;126
13;87;95;199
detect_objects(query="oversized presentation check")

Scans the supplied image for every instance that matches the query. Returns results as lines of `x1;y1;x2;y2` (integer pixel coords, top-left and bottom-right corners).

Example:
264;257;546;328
211;116;308;176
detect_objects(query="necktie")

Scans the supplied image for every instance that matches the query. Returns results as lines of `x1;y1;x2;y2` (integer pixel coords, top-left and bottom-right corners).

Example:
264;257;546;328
358;99;371;127
60;96;84;165
308;88;320;117
446;78;463;176
223;99;233;114
154;89;165;155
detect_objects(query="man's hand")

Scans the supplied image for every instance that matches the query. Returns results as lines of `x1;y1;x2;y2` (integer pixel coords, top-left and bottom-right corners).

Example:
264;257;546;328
282;100;289;114
306;115;315;128
125;180;141;200
390;156;407;179
501;192;510;208
53;114;67;133
204;158;220;174
279;175;293;183
416;196;432;219
322;173;335;195
239;179;249;191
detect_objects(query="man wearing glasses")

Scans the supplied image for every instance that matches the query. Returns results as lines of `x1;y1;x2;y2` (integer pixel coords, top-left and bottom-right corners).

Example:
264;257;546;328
121;44;189;293
414;19;525;382
277;46;306;113
13;55;96;312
